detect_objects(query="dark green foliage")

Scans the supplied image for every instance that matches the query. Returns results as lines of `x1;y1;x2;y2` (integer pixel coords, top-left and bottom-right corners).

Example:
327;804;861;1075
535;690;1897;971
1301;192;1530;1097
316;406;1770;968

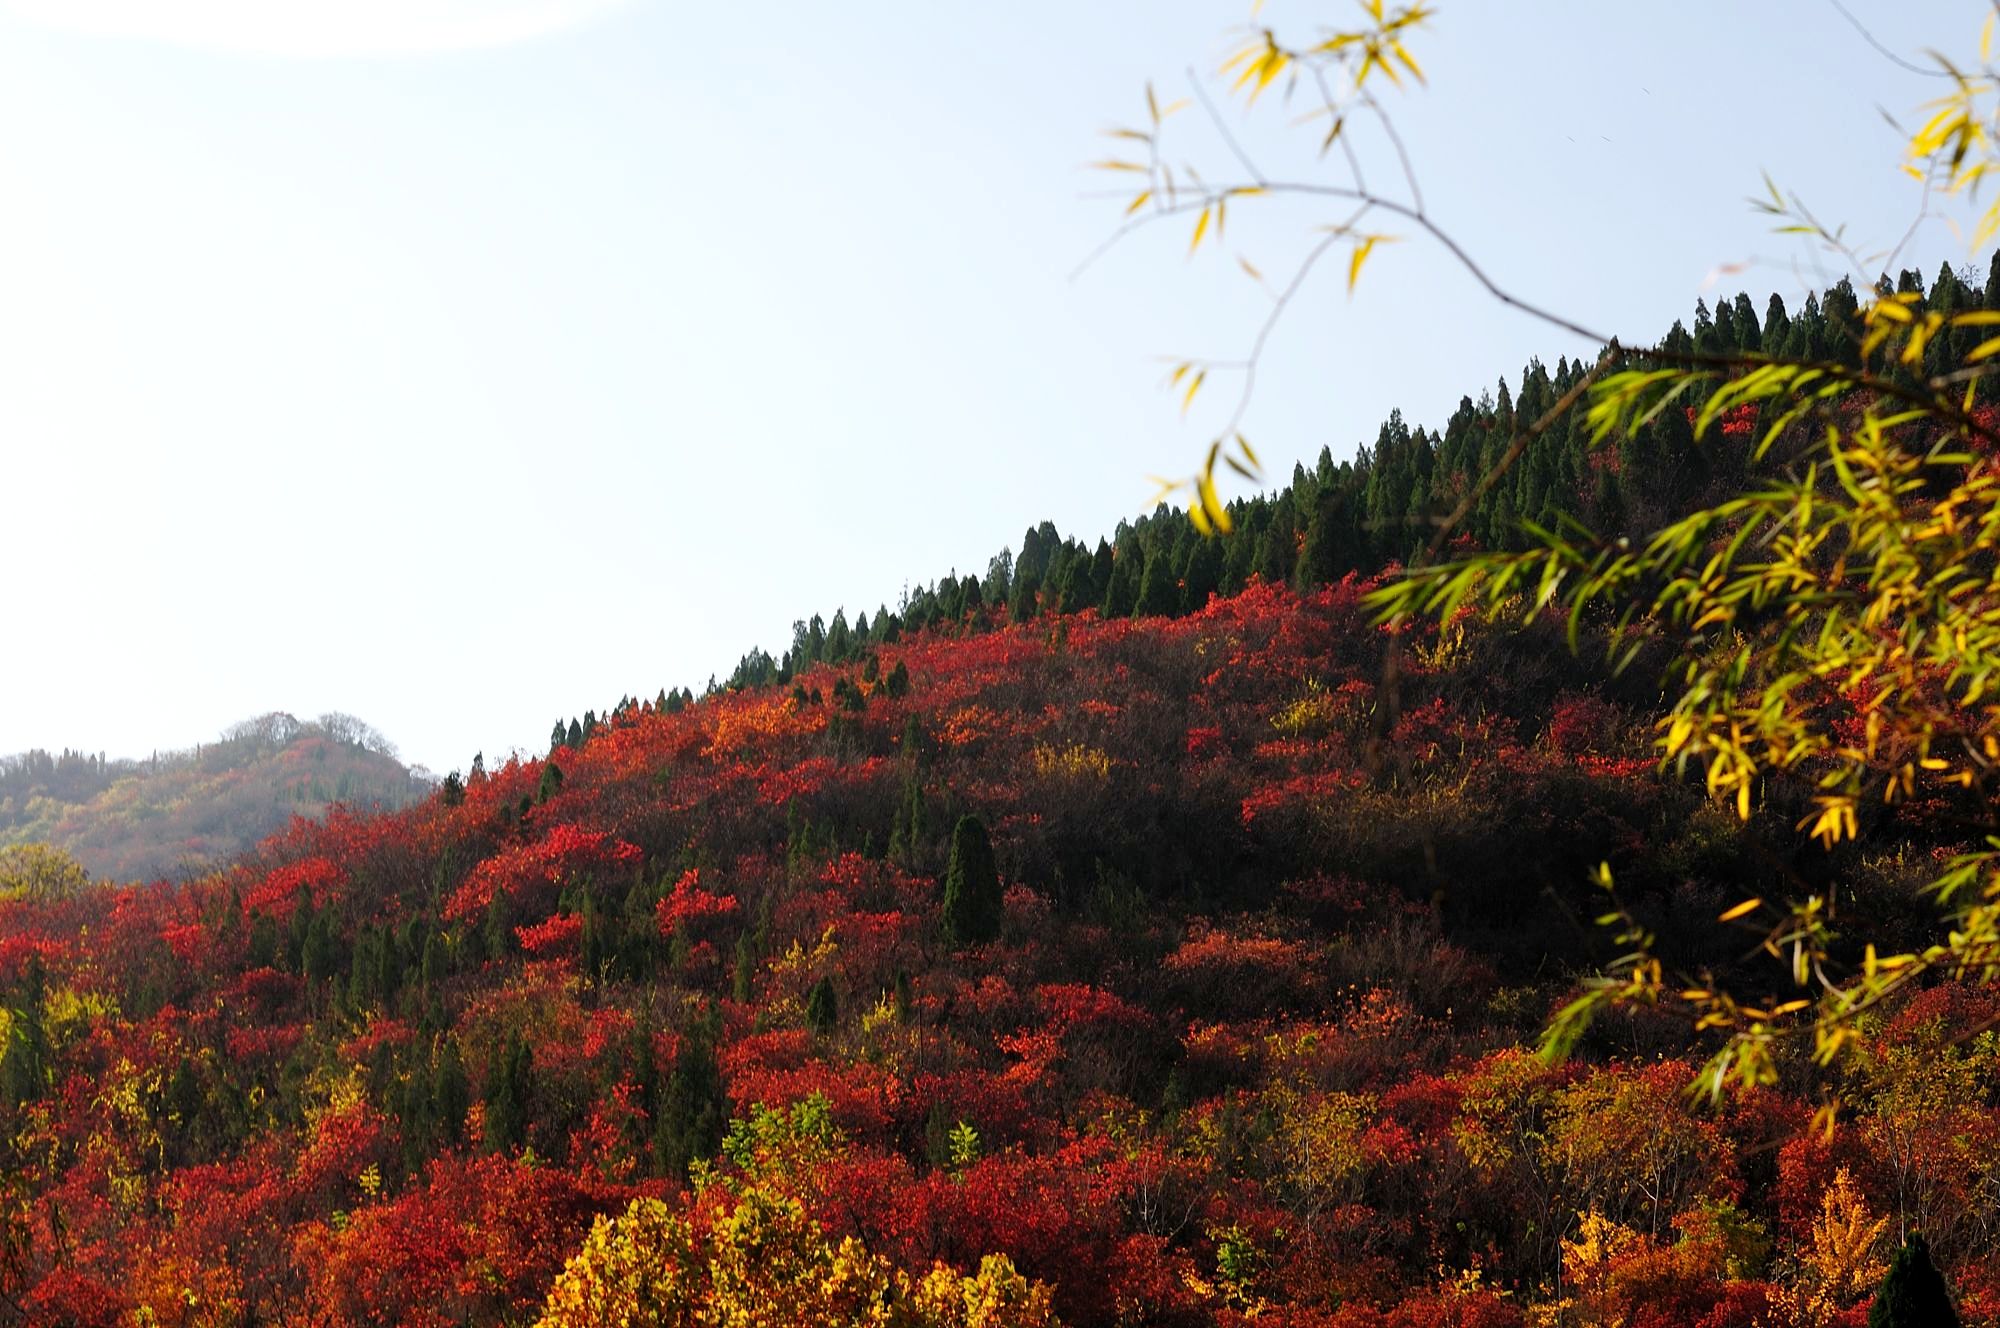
805;975;838;1036
886;660;911;698
1133;544;1179;618
732;932;756;1003
941;814;1003;949
421;930;447;991
434;1036;470;1146
1869;1234;1959;1328
482;1034;533;1154
302;911;342;988
656;1008;726;1178
536;759;563;806
483;888;514;964
1;979;49;1108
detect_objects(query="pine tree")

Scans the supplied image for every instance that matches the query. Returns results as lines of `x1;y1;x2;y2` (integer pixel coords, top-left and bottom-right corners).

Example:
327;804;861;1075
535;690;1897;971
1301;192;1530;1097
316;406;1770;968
1868;1234;1959;1328
805;975;838;1036
1180;533;1224;613
482;1035;532;1154
941;814;1003;948
656;1009;725;1177
484;888;515;964
434;1037;470;1146
732;932;756;1003
536;759;563;805
1103;534;1141;617
303;911;341;988
1133;545;1179;617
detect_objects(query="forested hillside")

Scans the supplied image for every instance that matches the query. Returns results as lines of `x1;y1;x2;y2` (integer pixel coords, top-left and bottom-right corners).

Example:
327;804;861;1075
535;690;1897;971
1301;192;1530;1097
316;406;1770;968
2;577;1991;1325
4;277;1998;1325
0;713;432;884
706;263;2000;703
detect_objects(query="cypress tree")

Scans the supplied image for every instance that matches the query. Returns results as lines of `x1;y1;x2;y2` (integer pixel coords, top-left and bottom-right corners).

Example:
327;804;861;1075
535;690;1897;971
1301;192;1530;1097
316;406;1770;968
1763;292;1791;349
483;888;515;964
732;932;756;1003
656;1010;725;1177
805;975;838;1036
1133;545;1179;618
434;1037;470;1145
1008;568;1042;623
1180;533;1224;613
421;930;447;992
535;759;563;805
941;815;1003;948
1731;292;1762;352
1869;1234;1959;1328
399;1062;437;1167
303;911;341;988
886;659;911;698
482;1035;532;1154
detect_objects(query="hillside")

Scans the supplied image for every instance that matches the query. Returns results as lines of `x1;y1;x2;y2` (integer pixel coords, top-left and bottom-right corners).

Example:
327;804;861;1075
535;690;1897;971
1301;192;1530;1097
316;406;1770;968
0;713;433;884
0;575;1993;1325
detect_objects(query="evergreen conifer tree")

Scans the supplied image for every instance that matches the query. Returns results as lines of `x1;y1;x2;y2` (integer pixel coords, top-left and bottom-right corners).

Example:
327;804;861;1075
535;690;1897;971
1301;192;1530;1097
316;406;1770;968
656;1009;725;1177
1133;545;1179;617
1869;1234;1959;1328
434;1037;470;1146
805;975;838;1036
482;1035;532;1154
941;814;1003;948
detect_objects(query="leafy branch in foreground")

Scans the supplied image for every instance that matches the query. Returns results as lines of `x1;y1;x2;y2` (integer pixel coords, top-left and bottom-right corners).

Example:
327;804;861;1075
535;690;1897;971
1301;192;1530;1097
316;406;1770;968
1107;3;2000;1103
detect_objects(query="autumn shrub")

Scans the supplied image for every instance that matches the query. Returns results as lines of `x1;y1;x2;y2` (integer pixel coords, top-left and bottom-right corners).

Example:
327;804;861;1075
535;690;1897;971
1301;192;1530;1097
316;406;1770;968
1325;911;1493;1020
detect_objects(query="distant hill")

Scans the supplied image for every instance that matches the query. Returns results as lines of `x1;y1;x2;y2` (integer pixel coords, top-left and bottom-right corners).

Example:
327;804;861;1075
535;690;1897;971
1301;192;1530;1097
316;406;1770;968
0;711;433;882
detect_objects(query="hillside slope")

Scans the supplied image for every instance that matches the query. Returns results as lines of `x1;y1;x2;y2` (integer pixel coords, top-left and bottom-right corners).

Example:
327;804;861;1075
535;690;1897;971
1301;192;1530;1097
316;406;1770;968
0;582;1991;1325
0;713;433;883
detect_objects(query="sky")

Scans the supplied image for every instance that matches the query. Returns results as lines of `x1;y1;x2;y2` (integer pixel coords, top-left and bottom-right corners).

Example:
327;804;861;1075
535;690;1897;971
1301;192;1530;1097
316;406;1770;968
0;0;1977;774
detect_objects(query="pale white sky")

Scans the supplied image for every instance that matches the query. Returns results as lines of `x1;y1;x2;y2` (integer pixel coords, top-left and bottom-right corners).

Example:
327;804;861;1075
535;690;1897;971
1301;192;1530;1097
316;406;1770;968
0;1;1973;773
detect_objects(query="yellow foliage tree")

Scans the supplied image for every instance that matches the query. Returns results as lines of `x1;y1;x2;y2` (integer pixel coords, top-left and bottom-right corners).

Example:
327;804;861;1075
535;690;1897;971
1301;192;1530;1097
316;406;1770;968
535;1190;1057;1328
0;842;88;901
538;1095;1057;1328
1793;1167;1887;1325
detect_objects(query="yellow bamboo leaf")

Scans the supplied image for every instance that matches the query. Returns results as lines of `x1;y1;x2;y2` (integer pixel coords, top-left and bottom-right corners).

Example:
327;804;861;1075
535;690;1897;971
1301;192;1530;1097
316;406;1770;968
1348;235;1379;292
1718;898;1763;923
1182;369;1206;415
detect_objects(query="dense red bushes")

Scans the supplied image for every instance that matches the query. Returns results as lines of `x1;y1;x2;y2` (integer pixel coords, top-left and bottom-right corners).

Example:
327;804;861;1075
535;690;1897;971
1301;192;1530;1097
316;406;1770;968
0;581;1989;1323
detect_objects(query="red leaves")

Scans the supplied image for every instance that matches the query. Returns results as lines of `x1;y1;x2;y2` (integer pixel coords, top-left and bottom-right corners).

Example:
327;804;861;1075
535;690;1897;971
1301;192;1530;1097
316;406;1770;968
515;911;584;956
245;853;340;914
656;867;737;937
443;824;641;921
